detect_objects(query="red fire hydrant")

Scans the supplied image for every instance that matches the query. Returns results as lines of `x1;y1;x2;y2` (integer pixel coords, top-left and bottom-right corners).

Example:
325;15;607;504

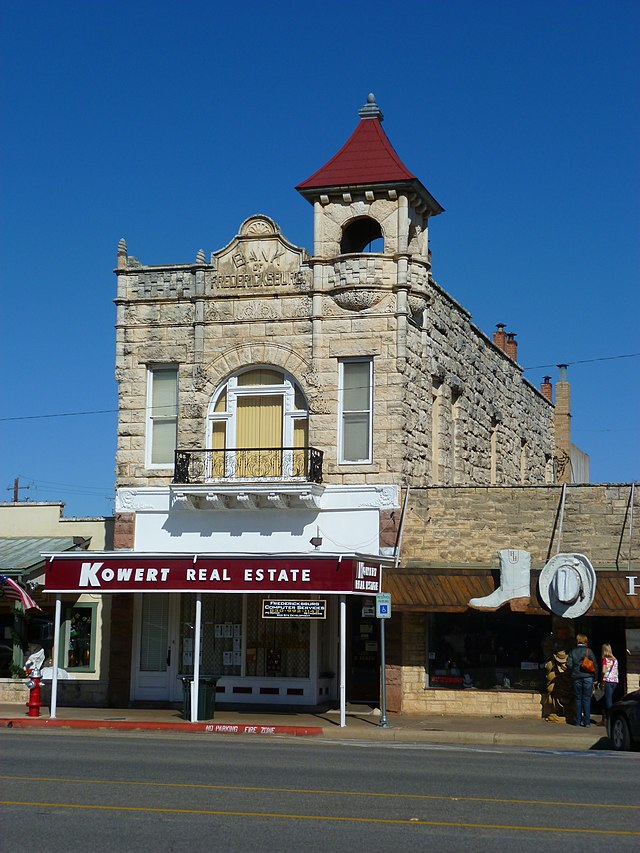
25;671;42;717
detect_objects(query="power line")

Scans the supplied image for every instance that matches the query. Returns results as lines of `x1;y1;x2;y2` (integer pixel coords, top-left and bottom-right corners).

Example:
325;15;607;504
523;352;640;371
16;475;113;494
2;351;639;424
0;408;118;423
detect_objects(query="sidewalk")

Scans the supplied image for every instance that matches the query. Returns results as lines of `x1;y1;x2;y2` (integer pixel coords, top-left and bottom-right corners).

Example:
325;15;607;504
0;702;613;750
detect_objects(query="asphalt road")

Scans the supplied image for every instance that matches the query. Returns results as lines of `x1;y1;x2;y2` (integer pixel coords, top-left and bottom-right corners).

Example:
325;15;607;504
1;730;638;852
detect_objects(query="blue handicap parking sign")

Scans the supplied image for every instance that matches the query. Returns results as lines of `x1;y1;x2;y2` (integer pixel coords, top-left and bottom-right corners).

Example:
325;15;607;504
376;593;391;619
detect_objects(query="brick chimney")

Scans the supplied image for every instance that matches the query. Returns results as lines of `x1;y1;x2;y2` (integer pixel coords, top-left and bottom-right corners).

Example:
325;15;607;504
492;323;507;352
505;332;518;362
540;376;553;402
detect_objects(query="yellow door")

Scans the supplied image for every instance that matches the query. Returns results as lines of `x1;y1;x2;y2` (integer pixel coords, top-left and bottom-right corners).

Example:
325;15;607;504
236;395;283;477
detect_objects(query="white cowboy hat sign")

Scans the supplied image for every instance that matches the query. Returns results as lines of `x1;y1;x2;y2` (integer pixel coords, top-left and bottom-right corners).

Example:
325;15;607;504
538;553;596;618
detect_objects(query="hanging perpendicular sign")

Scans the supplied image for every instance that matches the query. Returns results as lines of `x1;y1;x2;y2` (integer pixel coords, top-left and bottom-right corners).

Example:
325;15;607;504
376;593;391;619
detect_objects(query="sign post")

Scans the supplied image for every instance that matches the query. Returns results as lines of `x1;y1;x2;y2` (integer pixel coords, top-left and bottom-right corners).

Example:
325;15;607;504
376;593;391;728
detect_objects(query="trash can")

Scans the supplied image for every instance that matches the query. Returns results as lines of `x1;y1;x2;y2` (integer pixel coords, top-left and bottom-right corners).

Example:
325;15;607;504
180;676;218;721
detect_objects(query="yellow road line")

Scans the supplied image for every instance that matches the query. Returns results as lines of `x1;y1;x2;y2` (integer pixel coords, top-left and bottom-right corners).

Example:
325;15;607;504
1;775;638;810
1;800;639;835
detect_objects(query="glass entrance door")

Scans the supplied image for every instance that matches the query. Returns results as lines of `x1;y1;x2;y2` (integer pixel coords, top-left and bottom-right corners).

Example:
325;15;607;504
347;597;380;704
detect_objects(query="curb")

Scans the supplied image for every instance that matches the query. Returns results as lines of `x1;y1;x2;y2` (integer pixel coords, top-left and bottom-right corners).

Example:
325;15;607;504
1;717;610;749
1;718;323;737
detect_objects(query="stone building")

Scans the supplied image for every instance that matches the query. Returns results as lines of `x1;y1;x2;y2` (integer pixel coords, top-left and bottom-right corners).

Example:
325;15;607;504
42;95;634;719
113;94;553;499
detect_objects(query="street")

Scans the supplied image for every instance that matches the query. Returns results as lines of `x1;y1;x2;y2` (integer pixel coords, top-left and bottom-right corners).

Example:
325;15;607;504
1;730;638;852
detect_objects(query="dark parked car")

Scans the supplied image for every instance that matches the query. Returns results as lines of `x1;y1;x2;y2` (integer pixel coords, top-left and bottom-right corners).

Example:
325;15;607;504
607;689;640;750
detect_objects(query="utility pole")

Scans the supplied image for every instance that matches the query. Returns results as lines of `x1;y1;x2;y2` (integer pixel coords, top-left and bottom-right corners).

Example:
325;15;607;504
9;478;30;502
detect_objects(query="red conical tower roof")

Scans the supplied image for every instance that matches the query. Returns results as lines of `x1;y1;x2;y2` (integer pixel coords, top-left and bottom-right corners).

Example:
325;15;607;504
296;94;443;215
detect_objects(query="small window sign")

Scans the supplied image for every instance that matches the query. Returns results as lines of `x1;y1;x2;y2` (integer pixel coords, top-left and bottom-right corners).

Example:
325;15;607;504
262;600;327;619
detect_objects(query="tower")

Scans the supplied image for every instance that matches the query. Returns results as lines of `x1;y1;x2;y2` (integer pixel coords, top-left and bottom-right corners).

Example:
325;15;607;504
296;93;444;363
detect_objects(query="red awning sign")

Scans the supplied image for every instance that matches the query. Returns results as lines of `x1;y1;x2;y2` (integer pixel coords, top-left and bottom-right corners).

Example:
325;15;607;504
44;555;382;595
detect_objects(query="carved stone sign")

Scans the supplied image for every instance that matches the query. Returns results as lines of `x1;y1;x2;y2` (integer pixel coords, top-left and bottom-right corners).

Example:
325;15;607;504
211;215;308;291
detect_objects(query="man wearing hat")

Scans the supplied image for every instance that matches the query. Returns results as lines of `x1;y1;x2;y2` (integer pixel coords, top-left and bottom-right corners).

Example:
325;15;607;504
565;634;598;727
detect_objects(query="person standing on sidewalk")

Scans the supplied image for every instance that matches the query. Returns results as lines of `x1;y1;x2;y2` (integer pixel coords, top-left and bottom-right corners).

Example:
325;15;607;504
598;643;619;727
566;634;598;727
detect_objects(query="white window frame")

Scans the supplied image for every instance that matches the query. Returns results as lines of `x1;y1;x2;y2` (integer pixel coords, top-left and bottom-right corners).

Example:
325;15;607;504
338;358;373;464
145;365;178;469
206;367;309;479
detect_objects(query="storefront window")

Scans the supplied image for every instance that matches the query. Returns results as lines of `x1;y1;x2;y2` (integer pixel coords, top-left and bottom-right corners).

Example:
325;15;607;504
427;612;548;691
178;594;312;678
0;614;17;677
61;604;97;671
179;595;243;677
245;597;310;678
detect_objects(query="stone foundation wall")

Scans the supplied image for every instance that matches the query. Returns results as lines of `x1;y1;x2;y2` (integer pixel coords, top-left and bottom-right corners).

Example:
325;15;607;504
0;679;109;708
403;688;543;717
40;680;110;708
0;679;28;703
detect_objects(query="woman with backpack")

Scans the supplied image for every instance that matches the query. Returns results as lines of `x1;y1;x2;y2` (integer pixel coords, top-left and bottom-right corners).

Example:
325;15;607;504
566;634;598;727
598;643;619;727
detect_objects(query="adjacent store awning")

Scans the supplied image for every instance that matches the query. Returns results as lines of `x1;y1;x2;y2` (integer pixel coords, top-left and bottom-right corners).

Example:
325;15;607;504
383;567;640;616
43;552;387;595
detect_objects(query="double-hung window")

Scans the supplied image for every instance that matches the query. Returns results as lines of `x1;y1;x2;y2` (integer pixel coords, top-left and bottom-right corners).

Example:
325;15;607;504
339;359;373;463
147;366;178;467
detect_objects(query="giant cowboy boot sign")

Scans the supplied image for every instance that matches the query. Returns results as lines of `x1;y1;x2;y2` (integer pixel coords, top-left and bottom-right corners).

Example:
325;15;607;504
469;549;531;611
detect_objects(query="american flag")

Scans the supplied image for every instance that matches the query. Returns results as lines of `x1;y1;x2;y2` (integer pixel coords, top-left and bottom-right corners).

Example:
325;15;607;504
0;574;41;612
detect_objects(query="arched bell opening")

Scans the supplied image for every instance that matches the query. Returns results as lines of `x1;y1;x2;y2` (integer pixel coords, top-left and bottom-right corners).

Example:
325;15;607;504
340;216;384;254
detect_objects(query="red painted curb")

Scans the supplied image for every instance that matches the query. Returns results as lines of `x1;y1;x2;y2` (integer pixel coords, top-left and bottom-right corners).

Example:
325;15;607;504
1;717;323;736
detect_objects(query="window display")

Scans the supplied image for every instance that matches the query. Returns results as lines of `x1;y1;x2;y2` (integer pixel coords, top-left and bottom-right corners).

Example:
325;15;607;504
63;604;96;670
427;612;548;691
178;594;312;678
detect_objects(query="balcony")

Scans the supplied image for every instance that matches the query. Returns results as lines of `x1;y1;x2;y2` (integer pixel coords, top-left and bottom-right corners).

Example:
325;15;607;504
171;447;325;511
173;447;324;486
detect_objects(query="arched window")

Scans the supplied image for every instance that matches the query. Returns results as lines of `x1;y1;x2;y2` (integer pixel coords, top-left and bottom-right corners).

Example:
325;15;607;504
340;216;384;254
207;367;308;479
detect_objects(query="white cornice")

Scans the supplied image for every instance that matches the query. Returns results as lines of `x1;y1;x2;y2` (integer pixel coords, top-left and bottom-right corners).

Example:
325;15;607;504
116;483;400;513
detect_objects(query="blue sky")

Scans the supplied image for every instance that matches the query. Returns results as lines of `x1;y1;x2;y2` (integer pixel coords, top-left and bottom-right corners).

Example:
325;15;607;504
2;1;638;518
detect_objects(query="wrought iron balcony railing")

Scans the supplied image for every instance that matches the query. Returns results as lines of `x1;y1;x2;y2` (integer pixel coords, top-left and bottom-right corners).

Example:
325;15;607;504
173;447;324;485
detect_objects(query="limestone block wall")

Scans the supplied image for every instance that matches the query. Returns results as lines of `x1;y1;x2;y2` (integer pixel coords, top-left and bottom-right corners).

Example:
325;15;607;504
115;264;316;488
114;217;554;494
401;278;554;487
0;679;110;707
39;680;110;708
403;688;543;717
401;484;640;568
313;197;401;258
314;293;402;482
0;679;28;703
